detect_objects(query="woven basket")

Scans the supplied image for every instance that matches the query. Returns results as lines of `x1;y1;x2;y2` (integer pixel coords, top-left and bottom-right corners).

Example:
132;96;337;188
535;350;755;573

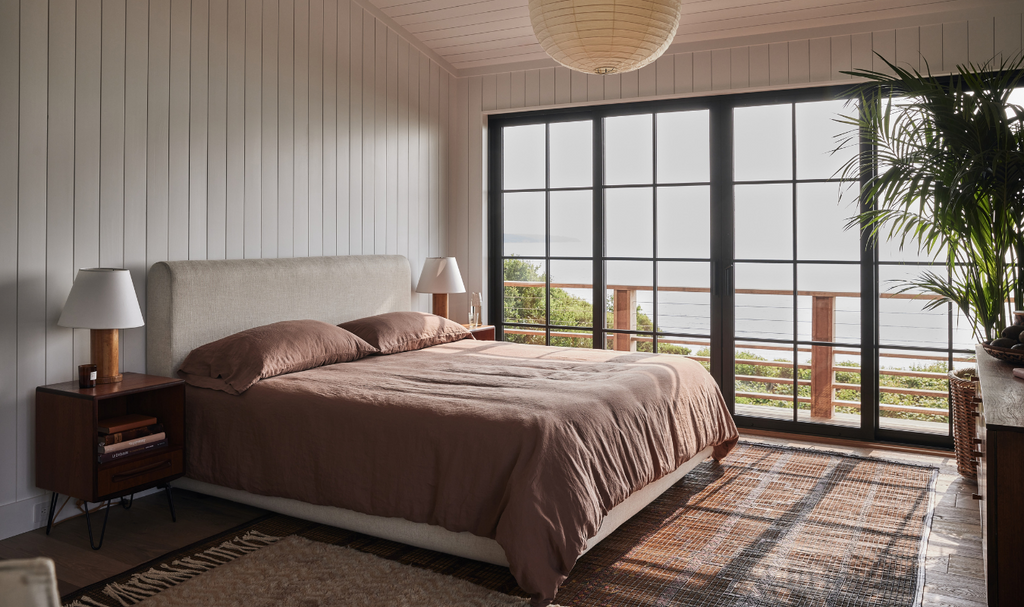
948;370;978;479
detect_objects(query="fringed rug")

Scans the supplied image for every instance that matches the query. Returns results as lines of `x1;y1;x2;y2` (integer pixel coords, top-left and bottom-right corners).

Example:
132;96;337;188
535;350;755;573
62;442;937;607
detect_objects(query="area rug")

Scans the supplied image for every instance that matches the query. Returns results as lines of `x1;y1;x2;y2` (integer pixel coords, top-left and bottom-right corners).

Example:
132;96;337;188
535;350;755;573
62;442;937;607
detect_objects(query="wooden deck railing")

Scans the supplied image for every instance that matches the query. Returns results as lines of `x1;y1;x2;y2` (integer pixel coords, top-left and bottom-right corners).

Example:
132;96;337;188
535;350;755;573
503;281;964;420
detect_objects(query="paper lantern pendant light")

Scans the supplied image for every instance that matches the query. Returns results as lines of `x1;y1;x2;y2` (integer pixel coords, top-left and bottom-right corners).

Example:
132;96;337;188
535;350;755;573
529;0;684;75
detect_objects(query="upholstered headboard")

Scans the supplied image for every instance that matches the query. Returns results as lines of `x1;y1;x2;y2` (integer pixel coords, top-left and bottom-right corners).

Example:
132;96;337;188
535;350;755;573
146;255;412;377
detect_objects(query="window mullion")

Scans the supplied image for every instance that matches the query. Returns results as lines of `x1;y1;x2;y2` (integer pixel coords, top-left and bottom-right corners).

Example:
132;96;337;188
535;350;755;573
593;115;605;347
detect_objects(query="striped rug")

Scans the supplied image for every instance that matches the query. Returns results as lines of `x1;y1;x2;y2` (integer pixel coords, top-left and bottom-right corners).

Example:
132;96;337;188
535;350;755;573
62;441;937;607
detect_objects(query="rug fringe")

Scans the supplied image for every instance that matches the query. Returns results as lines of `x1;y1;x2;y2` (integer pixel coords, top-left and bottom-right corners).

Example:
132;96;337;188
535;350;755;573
69;530;282;607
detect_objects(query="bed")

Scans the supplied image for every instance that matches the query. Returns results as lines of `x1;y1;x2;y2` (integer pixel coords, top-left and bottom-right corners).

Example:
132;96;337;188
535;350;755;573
146;255;738;606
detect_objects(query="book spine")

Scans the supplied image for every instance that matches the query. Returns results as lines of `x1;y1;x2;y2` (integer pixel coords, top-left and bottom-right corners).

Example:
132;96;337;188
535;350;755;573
97;439;168;464
98;417;158;435
98;424;164;447
98;432;166;454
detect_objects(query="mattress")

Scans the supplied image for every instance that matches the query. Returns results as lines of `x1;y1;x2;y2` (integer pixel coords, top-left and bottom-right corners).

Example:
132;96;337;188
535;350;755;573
184;339;738;605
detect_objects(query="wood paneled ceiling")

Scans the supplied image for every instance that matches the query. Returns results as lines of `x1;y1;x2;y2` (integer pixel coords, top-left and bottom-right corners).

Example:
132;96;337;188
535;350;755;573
367;0;1009;73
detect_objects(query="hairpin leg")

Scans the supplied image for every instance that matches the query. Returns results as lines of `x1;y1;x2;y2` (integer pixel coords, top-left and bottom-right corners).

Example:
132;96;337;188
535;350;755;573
120;493;134;510
83;500;112;550
45;492;59;535
163;484;176;522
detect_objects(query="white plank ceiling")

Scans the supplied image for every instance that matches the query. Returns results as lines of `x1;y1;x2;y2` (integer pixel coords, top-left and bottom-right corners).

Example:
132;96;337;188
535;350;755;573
367;0;1014;72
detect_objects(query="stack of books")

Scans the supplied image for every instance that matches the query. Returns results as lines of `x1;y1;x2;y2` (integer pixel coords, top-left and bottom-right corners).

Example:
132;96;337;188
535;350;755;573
97;414;167;463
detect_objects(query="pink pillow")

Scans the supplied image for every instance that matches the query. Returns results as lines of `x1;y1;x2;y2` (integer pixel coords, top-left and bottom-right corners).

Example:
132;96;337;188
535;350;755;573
339;311;471;354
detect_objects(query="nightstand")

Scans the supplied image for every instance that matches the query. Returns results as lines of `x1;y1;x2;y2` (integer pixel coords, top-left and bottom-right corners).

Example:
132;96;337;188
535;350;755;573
464;324;496;341
35;373;185;549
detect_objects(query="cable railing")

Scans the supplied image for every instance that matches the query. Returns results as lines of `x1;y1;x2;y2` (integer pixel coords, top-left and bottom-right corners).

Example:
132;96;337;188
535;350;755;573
502;280;970;422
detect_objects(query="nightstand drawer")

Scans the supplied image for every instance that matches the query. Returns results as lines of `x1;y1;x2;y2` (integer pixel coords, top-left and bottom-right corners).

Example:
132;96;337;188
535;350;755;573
98;447;183;498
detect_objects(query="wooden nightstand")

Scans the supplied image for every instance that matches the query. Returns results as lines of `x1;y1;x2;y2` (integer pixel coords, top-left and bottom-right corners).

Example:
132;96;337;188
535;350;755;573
463;324;496;341
35;373;185;549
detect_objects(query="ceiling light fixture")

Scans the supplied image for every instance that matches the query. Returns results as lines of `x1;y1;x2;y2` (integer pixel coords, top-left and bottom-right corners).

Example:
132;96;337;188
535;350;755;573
529;0;684;75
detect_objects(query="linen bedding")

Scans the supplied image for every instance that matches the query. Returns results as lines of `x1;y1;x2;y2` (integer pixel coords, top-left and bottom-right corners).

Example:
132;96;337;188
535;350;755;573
184;338;738;606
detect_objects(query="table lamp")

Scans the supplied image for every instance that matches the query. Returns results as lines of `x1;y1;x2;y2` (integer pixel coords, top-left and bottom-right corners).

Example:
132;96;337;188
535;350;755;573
57;268;145;385
416;257;466;320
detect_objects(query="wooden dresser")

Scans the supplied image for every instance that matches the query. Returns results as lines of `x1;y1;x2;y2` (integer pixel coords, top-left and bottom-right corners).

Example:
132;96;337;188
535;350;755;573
974;346;1024;607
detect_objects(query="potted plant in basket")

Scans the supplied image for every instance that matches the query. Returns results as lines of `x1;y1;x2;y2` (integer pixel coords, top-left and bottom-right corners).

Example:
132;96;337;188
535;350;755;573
836;55;1024;477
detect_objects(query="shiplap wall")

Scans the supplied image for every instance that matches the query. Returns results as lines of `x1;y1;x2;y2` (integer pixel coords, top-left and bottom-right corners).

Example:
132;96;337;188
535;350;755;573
447;11;1024;321
0;0;455;539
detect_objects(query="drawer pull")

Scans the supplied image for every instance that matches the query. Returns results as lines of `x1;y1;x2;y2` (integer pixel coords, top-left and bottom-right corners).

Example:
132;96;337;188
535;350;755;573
973;494;984;501
111;460;171;483
972;410;980;418
974;438;983;445
972;451;984;458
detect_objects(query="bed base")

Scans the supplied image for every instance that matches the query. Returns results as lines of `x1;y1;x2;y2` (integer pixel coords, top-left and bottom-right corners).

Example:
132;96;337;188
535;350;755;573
174;444;714;567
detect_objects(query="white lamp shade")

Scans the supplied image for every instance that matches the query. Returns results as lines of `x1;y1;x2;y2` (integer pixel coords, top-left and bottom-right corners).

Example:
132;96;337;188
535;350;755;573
529;0;684;75
58;268;145;329
416;257;466;294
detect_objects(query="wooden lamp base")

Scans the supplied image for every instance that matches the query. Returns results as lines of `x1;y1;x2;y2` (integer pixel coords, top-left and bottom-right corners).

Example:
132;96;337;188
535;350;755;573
432;293;450;320
90;329;122;384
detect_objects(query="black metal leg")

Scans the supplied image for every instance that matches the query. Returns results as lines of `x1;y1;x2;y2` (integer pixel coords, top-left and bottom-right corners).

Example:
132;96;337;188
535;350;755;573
163;484;176;522
45;492;58;535
83;500;112;550
120;493;134;509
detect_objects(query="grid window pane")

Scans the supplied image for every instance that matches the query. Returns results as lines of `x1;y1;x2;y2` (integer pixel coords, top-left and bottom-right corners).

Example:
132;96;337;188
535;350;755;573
503;258;546;326
550;260;593;327
796;99;856;180
796;182;860;261
605;188;653;258
657;186;710;259
735;184;792;260
734;345;797;420
503;124;545;190
657;110;710;184
734;104;793;181
878;265;949;350
550;190;592;258
550;120;593;188
605;114;653;185
657;261;710;336
735;262;793;340
878;349;951;435
797;264;860;344
503;192;546;257
606;261;653;339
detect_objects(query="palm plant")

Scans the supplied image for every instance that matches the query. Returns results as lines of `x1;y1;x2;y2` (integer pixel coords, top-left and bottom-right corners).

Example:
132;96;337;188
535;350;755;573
837;55;1024;341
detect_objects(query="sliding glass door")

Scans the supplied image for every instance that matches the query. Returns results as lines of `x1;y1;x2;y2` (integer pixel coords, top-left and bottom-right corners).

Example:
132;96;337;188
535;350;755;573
488;87;962;448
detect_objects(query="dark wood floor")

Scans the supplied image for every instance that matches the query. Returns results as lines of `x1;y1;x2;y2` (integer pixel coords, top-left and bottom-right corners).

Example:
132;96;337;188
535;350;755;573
0;434;986;605
0;489;266;598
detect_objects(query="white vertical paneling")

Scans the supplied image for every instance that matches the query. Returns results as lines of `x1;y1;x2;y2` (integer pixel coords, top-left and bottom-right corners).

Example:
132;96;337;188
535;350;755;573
374;19;387;254
4;0;458;536
510;71;526;108
277;0;294;257
462;75;481;321
749;45;769;87
74;0;103;367
349;3;363;254
308;0;324;257
730;47;748;89
587;74;603;102
244;0;263;258
524;69;539;107
361;10;374;254
538;67;554;105
969;18;995;64
397;36;409;259
809;38;830;81
385;27;399;255
207;0;227;260
18;0;48;500
496;71;511;109
920;24;943;73
101;0;127;268
620;69;639;98
168;0;190;262
481;74;496;111
323;0;337;256
690;50;709;92
831;35;852;80
123;0;149;370
261;0;279;259
336;0;350;255
148;1;171;266
993;15;1022;64
46;0;75;385
294;0;310;256
225;0;245;258
768;43;788;86
896;27;920;72
0;0;20;507
656;56;673;96
555;67;570;104
788;40;809;83
189;0;209;260
851;32;872;72
872;30;896;74
674;53;692;94
638;63;656;97
570;70;587;103
943;21;969;72
711;49;730;90
603;73;621;100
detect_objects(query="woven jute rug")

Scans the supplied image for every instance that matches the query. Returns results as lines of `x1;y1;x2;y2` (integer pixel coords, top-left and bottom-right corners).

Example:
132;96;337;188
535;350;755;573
62;442;937;607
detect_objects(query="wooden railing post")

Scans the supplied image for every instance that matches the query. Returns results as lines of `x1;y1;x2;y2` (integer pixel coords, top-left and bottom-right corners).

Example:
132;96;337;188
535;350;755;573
811;295;836;419
613;289;637;351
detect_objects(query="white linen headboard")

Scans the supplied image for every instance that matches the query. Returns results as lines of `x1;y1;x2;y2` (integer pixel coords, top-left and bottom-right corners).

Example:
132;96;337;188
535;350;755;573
146;255;412;377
